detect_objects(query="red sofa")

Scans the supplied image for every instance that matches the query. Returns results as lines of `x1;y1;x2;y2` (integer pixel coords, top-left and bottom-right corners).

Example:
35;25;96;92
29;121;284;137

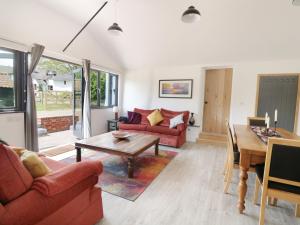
0;144;103;225
119;108;189;148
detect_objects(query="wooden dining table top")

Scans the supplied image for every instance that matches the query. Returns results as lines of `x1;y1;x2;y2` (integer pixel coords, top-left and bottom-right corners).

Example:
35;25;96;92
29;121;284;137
233;124;300;155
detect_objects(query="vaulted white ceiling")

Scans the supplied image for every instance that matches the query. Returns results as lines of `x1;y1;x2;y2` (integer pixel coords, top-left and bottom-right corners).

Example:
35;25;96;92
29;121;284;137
1;0;300;70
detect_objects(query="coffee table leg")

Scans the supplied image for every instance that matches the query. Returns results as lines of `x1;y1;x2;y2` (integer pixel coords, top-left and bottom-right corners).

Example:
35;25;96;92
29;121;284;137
155;141;159;156
76;147;81;162
128;157;135;178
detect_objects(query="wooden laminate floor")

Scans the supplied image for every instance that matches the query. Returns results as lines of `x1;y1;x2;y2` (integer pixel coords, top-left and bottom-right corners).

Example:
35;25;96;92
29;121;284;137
96;142;300;225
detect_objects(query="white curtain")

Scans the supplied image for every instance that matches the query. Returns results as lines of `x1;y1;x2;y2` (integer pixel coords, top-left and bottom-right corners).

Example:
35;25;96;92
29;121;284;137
82;59;91;139
25;43;45;152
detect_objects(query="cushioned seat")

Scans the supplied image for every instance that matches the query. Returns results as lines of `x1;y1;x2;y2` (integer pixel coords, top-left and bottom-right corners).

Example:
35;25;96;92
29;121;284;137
119;123;147;131
146;126;180;136
256;163;300;195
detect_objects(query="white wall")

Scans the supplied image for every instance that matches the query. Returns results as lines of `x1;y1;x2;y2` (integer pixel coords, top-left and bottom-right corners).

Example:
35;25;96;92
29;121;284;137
121;69;153;114
122;59;300;138
0;113;25;146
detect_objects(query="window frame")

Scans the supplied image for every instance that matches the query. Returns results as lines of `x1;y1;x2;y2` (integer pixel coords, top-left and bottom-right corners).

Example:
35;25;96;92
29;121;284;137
0;47;26;113
90;69;119;109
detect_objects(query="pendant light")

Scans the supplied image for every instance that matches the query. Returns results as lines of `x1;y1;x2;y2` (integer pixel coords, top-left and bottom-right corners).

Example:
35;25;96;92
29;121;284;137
108;0;123;35
182;6;201;23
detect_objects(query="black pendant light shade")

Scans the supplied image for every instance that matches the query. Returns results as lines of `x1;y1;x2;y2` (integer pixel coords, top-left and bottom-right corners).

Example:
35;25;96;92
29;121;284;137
182;6;201;23
108;22;123;35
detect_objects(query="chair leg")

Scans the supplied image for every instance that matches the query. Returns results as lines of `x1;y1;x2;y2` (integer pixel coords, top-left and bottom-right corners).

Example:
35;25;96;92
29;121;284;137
295;204;300;217
224;164;233;194
253;176;260;204
259;190;267;225
223;154;228;175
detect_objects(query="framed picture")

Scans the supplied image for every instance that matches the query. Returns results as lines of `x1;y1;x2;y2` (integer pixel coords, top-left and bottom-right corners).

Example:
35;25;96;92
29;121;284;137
159;79;193;98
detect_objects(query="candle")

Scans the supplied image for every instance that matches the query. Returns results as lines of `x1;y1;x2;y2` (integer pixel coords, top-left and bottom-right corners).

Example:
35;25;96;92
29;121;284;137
274;109;278;122
265;112;268;124
266;116;270;129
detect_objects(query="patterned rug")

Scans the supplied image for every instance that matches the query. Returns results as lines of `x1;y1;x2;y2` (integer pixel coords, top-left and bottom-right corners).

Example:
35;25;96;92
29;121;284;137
60;149;177;201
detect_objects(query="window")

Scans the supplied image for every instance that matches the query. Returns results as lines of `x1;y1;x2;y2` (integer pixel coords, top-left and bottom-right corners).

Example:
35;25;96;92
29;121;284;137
90;69;118;108
0;47;26;112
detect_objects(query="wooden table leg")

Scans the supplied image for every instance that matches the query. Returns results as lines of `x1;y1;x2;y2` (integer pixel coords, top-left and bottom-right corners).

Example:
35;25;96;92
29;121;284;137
128;157;135;178
155;141;159;156
238;166;249;213
238;152;250;214
76;146;81;162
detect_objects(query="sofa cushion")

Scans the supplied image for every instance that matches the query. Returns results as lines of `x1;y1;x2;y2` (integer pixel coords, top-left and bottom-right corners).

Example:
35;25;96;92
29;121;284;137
127;111;142;124
169;114;184;128
160;108;189;127
20;150;52;178
119;123;147;131
146;126;181;136
134;108;155;125
0;144;33;204
147;110;164;126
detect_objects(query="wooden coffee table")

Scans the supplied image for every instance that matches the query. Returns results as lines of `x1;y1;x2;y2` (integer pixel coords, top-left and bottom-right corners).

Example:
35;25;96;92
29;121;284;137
75;132;160;178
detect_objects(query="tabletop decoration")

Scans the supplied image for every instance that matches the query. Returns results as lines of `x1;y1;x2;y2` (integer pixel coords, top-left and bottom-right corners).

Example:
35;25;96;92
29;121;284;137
250;126;281;144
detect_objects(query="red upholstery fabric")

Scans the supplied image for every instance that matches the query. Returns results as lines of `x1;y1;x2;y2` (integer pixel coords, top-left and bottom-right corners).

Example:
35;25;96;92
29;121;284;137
35;187;102;225
0;156;103;225
0;144;33;204
160;108;189;127
32;161;102;196
146;126;180;136
41;157;67;171
134;108;155;125
119;123;147;131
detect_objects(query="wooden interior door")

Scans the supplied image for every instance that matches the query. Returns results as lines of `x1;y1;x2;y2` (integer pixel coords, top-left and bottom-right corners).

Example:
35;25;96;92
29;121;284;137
202;68;233;135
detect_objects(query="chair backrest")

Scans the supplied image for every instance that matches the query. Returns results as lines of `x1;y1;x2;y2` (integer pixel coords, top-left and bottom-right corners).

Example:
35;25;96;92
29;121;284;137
263;138;300;189
247;117;266;127
225;121;235;161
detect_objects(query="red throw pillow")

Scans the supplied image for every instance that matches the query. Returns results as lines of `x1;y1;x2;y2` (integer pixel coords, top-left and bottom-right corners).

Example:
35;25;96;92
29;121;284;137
0;144;33;204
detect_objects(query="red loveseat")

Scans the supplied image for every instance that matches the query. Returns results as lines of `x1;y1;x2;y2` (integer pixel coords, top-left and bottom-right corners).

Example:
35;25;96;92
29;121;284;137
119;108;189;148
0;144;103;225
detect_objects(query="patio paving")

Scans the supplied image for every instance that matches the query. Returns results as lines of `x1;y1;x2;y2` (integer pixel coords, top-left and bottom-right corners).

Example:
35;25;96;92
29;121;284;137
39;129;79;150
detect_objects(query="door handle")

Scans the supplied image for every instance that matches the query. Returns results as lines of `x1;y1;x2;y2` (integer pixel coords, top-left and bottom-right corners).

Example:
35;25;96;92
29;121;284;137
204;101;208;104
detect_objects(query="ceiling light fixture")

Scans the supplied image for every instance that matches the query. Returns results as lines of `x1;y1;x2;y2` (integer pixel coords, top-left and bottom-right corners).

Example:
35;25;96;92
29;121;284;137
182;6;201;23
108;0;123;35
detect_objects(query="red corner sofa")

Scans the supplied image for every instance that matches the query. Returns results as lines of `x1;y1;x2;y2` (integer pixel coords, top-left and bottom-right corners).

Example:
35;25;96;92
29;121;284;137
119;108;189;148
0;144;103;225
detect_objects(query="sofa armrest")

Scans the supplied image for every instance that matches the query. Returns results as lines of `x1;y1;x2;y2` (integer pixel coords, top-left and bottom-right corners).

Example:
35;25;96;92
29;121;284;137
32;161;102;197
177;123;187;132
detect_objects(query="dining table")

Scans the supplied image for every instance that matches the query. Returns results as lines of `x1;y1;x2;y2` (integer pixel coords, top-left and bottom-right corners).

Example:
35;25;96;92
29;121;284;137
233;124;300;214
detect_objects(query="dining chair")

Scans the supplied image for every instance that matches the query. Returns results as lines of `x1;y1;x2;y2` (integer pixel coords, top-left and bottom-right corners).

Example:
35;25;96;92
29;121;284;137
253;138;300;225
224;122;254;193
247;117;266;127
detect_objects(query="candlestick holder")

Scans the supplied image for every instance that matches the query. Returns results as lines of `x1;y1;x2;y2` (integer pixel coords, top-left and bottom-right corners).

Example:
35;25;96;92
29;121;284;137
274;121;277;132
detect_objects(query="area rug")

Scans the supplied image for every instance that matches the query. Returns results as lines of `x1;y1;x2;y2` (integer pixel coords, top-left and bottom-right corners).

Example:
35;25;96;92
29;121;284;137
42;144;75;157
60;149;177;201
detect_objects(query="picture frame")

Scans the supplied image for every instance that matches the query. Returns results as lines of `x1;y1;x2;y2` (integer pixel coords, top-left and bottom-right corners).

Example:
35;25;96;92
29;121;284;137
159;79;193;98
